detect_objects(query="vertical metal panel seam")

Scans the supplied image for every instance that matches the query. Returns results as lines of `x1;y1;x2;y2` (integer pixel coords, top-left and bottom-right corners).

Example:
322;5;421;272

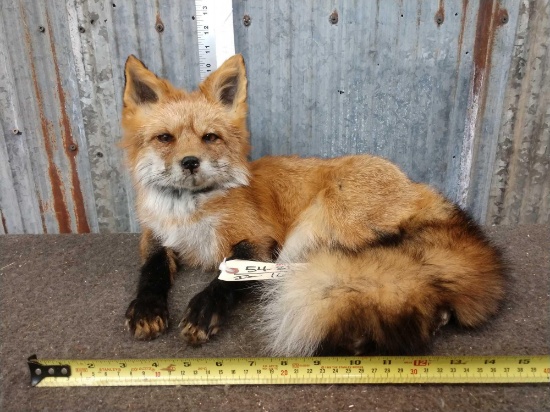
45;6;91;233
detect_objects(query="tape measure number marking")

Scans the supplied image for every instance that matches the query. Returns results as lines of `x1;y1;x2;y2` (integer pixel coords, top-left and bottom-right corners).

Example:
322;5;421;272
28;355;550;387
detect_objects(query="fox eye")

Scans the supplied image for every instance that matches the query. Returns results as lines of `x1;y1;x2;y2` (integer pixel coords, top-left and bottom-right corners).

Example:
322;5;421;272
202;133;219;143
156;133;174;143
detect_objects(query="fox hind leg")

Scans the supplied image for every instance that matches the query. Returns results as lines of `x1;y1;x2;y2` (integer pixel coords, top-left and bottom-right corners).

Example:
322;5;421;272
278;184;406;263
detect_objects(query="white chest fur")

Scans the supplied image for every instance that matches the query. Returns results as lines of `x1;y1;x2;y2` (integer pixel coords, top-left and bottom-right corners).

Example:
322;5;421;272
139;187;222;268
159;215;220;267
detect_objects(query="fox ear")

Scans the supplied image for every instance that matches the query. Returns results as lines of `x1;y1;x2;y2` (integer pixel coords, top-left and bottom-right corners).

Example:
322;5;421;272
123;55;169;107
200;54;247;115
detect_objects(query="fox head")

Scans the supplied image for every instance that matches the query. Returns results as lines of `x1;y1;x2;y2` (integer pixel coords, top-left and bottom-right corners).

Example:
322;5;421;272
120;55;250;196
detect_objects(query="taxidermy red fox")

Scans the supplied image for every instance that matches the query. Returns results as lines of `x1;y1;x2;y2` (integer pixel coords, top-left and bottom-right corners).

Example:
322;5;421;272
121;54;505;356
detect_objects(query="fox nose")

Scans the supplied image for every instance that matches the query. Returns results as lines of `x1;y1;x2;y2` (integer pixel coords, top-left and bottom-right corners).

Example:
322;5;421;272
181;156;200;172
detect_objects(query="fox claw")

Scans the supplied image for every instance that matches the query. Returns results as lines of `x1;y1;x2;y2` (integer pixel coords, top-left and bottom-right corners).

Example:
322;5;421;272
180;289;225;345
180;317;220;345
125;296;169;340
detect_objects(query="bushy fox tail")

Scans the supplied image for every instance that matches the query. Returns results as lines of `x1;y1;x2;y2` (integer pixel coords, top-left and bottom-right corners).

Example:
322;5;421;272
260;210;506;356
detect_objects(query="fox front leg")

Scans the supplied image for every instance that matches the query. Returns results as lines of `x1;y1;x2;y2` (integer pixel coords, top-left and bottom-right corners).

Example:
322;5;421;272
180;239;278;345
125;230;178;340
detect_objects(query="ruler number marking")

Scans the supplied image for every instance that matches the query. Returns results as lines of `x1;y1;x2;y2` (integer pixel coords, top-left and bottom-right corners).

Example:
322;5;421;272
195;0;219;80
30;356;550;386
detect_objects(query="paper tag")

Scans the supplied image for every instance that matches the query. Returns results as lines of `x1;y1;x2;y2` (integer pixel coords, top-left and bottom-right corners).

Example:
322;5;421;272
218;259;305;281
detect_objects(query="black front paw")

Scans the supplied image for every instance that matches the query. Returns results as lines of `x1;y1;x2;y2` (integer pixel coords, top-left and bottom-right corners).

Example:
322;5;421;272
180;285;232;345
125;294;169;340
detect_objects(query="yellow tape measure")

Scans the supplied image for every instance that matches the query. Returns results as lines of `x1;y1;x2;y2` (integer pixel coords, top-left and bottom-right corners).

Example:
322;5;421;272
28;354;549;386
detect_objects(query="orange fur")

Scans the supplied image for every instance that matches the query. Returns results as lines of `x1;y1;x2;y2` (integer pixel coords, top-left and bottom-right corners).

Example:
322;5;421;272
121;55;506;354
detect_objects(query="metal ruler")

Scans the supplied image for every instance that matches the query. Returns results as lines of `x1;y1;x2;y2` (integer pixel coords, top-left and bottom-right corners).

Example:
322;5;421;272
28;355;550;387
194;0;235;80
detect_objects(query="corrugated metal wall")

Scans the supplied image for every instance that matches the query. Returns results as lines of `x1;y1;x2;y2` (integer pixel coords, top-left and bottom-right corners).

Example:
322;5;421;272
0;0;548;234
486;0;550;224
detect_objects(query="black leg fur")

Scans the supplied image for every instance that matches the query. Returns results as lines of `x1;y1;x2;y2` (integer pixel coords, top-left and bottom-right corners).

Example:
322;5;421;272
125;248;174;340
181;239;278;345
